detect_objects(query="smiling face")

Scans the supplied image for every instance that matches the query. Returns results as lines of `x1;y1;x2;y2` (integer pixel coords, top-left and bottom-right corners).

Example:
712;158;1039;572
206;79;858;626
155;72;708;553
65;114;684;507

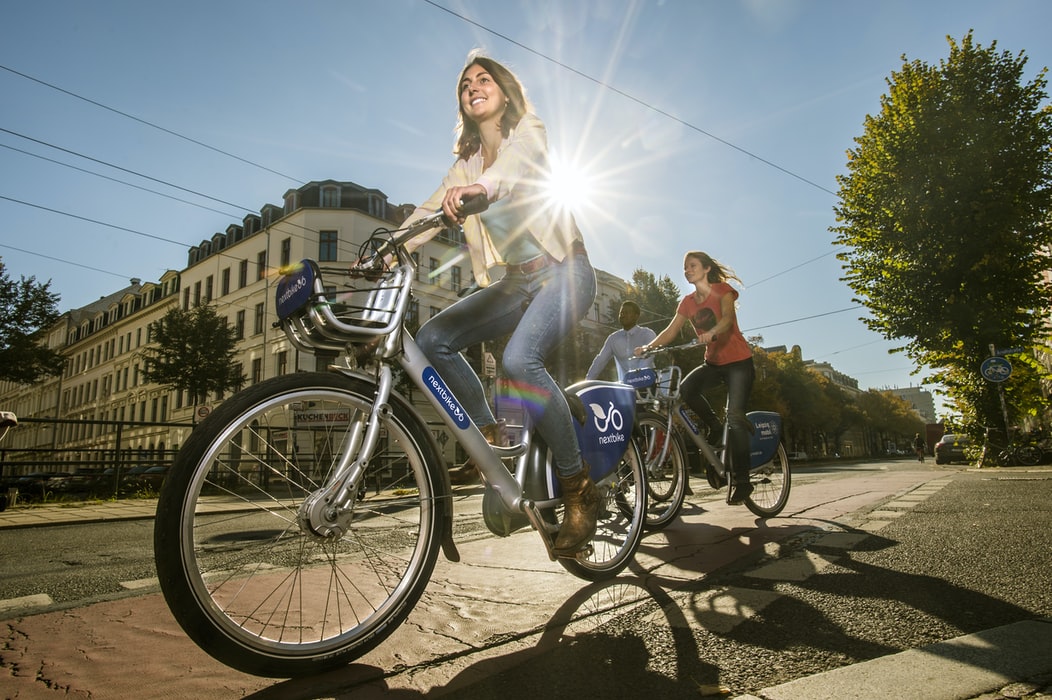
683;254;711;285
459;63;507;126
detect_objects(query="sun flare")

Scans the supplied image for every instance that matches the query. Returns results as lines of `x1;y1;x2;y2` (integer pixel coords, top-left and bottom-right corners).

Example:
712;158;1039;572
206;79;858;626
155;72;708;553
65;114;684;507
546;153;596;212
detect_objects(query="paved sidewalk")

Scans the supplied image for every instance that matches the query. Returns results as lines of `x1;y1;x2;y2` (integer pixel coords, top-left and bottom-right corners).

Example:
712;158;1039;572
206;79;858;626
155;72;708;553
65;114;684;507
0;497;160;529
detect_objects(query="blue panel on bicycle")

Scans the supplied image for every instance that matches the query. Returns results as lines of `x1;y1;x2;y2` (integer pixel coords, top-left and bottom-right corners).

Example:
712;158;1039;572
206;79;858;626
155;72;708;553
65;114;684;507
748;411;781;467
275;260;318;321
622;368;657;390
566;380;637;483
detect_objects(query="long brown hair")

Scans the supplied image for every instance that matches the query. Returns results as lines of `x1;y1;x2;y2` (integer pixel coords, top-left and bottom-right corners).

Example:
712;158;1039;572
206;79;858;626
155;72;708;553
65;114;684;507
453;52;530;160
685;251;743;286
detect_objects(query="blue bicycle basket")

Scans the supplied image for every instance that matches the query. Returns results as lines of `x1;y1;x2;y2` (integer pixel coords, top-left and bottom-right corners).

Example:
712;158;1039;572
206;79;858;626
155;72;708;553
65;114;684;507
747;411;782;467
569;381;637;483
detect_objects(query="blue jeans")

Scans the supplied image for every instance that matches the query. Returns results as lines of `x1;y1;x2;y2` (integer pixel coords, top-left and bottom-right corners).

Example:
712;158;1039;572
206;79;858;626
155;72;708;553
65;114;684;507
680;356;755;478
416;252;597;477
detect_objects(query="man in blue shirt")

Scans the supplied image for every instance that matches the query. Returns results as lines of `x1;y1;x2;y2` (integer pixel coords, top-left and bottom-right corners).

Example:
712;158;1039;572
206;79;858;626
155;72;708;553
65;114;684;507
586;301;658;381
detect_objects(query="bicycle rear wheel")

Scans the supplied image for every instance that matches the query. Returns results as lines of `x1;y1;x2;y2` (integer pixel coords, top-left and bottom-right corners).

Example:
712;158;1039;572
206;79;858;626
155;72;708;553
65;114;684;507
1016;445;1042;466
745;442;791;517
635;410;689;530
558;439;647;581
154;372;447;678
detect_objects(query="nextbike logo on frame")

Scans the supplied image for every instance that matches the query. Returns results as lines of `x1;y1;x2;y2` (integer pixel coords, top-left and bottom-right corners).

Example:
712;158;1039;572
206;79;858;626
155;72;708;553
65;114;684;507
423;367;469;428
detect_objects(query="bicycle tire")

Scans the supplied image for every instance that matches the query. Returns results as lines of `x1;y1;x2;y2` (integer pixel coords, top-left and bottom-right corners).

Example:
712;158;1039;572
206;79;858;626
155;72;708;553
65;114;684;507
557;438;647;581
154;372;447;678
744;442;791;517
634;410;689;530
1017;445;1042;466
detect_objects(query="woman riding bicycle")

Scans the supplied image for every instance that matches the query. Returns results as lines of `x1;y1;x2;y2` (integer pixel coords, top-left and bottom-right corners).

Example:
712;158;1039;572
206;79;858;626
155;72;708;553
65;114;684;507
635;251;755;504
398;52;598;557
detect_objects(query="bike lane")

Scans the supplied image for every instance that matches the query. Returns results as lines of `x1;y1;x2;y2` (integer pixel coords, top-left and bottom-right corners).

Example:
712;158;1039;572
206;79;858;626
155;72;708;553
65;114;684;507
0;466;1001;699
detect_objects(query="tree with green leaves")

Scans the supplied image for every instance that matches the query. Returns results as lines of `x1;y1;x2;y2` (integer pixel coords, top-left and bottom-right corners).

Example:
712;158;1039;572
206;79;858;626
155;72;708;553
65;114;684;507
0;258;65;384
140;304;245;409
832;31;1052;435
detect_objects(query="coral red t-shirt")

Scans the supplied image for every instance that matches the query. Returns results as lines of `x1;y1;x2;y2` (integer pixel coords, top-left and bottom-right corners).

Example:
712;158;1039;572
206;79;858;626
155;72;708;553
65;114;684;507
677;282;752;365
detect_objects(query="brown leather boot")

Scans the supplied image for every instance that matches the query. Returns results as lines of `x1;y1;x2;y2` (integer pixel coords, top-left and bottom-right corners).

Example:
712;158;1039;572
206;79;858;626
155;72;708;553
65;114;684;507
449;424;503;485
553;469;600;557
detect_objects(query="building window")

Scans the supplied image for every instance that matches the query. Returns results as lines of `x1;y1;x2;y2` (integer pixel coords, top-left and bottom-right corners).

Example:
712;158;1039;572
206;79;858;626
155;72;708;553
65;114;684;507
367;193;386;219
280;237;291;267
254;303;265;335
407;300;419;327
257;250;267;280
276;351;287;376
321;186;340;208
205;275;214;303
238;259;248;288
319;231;338;262
221;267;230;296
429;257;440;286
235;310;245;339
251;358;263;384
451;266;462;292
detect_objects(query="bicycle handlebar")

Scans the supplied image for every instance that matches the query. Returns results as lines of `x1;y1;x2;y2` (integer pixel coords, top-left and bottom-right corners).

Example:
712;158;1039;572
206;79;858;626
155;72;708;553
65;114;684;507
639;339;705;359
351;194;489;276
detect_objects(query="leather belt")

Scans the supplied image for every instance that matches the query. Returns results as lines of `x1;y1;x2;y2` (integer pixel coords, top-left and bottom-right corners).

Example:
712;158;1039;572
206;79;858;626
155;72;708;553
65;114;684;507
505;241;588;276
506;254;551;275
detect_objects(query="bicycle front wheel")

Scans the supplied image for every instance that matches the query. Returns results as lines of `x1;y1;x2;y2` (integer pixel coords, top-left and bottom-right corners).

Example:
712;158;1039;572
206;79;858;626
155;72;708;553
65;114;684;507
745;442;791;517
154;372;447;678
635;410;689;530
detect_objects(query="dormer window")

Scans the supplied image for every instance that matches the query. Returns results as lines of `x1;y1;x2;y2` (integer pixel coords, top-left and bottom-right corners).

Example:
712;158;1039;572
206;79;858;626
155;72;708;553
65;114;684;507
367;193;386;219
321;185;340;208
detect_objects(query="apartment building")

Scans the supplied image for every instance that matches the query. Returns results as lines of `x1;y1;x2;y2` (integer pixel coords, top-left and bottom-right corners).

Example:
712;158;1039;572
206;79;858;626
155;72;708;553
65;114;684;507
1;179;625;475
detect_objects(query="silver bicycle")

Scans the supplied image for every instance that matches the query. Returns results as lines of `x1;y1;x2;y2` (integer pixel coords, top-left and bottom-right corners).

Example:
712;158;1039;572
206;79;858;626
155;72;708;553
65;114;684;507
153;196;647;677
629;341;791;528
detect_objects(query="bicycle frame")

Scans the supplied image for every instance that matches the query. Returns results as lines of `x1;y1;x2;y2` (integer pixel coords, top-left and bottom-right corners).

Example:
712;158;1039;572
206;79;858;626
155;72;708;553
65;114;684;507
275;200;640;559
628;342;789;521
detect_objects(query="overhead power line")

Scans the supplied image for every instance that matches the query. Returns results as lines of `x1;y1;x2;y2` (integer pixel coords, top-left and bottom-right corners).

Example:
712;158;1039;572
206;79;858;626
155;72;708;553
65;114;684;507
422;0;838;197
0;242;132;280
0;63;306;185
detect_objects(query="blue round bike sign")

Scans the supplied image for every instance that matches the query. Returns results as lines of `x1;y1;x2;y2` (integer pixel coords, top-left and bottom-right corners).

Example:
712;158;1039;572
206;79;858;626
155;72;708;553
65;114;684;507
980;356;1012;383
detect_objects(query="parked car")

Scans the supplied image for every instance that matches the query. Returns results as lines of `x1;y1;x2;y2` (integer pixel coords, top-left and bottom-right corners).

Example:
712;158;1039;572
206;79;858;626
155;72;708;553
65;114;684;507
53;468;104;494
13;472;71;499
133;466;169;492
118;465;154;494
935;434;971;464
786;451;809;462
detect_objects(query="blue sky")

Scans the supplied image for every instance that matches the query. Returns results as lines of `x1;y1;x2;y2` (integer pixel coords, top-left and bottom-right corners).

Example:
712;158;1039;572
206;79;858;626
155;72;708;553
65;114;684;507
2;0;1050;415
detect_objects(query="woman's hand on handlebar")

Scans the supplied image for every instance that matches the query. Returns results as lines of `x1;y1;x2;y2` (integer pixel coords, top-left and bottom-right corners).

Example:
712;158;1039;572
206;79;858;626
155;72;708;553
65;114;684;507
635;339;703;358
442;184;487;224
